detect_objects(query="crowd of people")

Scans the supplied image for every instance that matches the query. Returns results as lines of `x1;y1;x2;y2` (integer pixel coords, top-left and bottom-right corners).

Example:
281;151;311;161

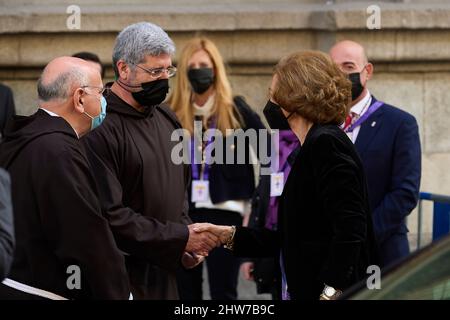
0;21;421;300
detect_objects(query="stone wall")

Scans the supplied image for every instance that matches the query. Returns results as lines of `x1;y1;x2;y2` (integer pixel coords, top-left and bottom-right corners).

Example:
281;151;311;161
1;0;449;247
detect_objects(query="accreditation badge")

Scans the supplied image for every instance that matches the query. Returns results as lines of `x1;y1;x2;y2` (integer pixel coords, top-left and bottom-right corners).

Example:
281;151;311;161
270;172;284;197
191;180;210;202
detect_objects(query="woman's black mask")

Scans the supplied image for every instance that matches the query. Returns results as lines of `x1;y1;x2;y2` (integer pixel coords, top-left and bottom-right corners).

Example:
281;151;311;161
188;68;214;94
263;100;291;130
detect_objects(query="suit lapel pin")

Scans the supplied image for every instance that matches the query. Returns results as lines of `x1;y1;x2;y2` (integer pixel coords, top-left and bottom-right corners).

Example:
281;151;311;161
371;121;376;127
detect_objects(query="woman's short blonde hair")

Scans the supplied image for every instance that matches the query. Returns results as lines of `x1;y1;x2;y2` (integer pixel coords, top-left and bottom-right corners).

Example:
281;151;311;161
272;50;351;125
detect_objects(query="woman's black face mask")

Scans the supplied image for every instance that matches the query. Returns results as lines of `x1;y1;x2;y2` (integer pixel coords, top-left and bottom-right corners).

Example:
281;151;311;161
263;100;291;130
187;68;214;94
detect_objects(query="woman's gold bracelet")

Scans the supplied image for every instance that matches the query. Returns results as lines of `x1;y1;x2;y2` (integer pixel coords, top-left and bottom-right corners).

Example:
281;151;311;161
224;225;236;250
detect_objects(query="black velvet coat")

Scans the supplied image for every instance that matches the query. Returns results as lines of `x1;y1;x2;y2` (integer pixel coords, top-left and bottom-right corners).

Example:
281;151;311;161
234;124;379;300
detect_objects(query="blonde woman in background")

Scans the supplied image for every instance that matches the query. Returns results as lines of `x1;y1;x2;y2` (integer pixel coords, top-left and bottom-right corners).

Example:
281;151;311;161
168;37;265;300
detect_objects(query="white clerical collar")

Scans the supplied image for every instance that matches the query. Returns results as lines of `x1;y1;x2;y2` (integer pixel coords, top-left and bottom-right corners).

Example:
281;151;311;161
350;90;372;117
40;108;60;117
193;94;215;118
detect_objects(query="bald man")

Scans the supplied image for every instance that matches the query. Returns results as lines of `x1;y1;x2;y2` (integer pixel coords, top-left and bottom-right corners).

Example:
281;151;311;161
330;41;421;267
0;57;130;299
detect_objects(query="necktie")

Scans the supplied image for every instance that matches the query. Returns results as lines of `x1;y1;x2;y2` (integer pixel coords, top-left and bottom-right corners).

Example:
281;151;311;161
343;112;358;131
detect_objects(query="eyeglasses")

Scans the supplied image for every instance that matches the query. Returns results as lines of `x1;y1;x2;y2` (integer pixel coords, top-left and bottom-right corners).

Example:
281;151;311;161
81;86;111;96
132;63;177;79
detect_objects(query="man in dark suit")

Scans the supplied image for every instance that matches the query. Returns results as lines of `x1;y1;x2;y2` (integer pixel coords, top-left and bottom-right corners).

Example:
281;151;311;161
0;83;16;139
330;40;422;267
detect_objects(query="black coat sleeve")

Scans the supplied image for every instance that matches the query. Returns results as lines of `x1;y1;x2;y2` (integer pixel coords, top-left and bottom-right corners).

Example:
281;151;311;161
82;124;189;271
311;134;368;290
233;226;279;258
234;96;268;160
32;147;130;299
0;169;14;280
234;96;266;131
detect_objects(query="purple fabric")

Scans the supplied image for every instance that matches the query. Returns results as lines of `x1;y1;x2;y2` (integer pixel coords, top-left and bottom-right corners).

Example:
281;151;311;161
265;130;299;230
345;101;383;133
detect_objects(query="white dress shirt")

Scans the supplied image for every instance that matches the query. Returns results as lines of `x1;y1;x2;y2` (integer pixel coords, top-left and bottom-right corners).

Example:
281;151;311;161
39;108;59;117
345;90;372;144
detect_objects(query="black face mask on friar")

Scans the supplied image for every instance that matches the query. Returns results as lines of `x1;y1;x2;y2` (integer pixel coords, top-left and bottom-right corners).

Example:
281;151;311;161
118;78;169;109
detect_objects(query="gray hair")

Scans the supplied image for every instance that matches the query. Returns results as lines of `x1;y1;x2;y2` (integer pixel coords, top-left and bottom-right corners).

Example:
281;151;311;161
37;67;89;102
112;22;175;77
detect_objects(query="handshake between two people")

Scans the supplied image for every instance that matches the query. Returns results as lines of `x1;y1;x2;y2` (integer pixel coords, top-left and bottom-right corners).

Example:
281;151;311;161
181;223;235;269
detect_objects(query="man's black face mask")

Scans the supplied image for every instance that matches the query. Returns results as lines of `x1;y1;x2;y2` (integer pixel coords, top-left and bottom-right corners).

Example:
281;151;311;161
131;78;169;107
348;70;365;101
118;78;169;110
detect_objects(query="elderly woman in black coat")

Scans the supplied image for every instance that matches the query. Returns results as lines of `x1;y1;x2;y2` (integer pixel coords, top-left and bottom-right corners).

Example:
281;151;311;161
194;50;379;300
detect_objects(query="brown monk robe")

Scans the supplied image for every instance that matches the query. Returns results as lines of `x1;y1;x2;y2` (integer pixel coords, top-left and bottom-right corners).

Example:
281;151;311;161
0;56;130;299
82;87;193;299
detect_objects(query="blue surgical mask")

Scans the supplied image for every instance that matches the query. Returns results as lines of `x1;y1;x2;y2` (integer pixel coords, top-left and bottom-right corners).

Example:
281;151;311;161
85;96;107;130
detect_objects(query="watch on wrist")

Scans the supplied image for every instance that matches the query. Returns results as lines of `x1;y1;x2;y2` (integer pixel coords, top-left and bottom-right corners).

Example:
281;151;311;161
321;284;342;300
